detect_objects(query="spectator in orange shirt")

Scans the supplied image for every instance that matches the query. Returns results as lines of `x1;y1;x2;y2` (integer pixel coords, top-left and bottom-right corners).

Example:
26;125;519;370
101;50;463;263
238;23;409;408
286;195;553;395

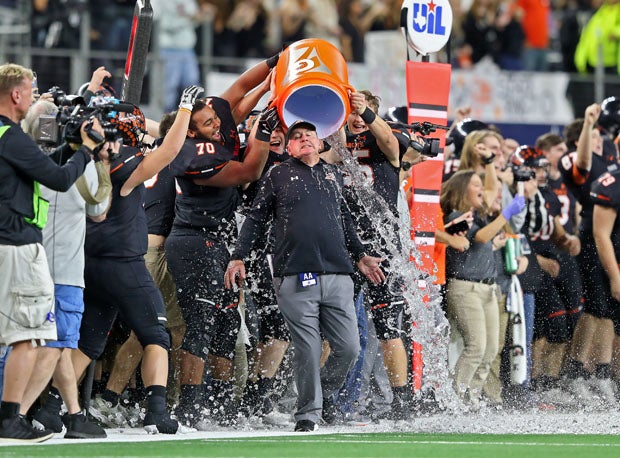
517;0;551;71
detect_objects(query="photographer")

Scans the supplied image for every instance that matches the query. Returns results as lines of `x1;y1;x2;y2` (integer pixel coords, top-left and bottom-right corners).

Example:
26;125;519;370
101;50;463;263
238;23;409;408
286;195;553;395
17;99;110;439
0;63;103;443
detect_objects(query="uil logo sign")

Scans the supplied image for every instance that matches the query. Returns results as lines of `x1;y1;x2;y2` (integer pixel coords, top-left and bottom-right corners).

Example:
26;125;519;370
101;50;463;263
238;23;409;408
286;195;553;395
401;0;453;55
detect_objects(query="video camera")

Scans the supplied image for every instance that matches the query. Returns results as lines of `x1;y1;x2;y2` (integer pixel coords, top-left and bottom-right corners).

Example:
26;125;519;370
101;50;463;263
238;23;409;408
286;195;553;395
47;86;81;107
36;90;146;160
391;120;447;158
512;167;536;182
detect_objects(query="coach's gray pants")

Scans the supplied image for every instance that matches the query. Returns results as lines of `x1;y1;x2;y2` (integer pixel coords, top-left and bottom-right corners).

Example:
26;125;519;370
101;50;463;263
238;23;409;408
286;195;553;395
274;274;360;423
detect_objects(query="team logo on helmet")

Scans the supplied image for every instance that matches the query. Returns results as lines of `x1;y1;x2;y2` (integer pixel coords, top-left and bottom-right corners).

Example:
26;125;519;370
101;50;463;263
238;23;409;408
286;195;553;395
511;145;549;168
447;118;488;158
108;104;146;147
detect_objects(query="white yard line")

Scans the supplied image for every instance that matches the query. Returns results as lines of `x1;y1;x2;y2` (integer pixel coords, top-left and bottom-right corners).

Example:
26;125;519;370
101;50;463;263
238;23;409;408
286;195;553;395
208;438;620;448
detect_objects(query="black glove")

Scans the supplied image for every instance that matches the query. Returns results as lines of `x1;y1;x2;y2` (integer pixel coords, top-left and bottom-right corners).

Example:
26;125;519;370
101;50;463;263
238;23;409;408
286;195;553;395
178;85;204;111
255;107;281;142
266;52;280;69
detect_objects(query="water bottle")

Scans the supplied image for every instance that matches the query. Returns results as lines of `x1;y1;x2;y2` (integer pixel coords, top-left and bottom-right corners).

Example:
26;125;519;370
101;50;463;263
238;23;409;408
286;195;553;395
504;235;519;274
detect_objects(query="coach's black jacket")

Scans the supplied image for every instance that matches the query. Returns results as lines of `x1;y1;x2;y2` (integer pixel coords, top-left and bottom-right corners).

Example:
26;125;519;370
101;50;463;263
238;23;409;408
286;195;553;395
232;157;365;277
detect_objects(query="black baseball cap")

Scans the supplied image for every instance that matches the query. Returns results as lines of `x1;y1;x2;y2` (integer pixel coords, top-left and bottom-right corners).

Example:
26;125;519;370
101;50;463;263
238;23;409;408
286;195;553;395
285;120;317;143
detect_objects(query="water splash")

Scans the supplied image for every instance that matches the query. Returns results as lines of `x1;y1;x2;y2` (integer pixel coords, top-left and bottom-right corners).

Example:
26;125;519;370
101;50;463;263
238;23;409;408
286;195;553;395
325;132;459;411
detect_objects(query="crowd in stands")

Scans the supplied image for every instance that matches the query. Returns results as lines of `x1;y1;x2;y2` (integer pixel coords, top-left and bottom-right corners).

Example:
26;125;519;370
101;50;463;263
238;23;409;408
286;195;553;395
0;1;615;75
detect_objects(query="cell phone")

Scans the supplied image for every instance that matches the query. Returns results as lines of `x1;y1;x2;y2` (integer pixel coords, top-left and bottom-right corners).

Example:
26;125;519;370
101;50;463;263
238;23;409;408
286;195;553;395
445;219;469;235
519;234;532;255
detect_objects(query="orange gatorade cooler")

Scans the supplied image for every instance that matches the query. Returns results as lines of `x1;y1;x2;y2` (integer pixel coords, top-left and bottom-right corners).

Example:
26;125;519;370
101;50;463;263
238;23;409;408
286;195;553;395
272;38;353;139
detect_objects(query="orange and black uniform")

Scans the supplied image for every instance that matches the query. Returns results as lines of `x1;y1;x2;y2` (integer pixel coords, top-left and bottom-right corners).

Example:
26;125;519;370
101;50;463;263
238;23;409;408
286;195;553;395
165;96;241;361
530;186;581;343
545;175;583;331
80;147;170;359
547;176;577;235
558;150;618;232
590;170;620;334
344;126;407;340
241;149;291;344
559;149;618;318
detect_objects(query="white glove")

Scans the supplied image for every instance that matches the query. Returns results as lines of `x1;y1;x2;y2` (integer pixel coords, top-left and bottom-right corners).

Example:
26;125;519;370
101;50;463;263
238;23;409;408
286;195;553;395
179;85;204;111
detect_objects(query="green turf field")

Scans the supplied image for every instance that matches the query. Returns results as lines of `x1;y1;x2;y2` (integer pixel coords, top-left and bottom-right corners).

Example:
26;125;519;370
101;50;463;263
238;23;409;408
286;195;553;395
2;433;620;458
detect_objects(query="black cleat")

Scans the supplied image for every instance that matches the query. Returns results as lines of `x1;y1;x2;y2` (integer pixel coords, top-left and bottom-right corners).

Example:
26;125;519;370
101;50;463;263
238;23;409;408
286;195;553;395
371;402;412;421
143;411;179;434
0;415;54;443
62;413;107;439
321;396;341;425
294;419;318;432
32;406;64;433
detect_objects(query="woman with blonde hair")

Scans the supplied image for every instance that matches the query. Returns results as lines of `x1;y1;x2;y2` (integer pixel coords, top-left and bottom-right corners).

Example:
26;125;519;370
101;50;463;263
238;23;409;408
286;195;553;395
458;129;503;209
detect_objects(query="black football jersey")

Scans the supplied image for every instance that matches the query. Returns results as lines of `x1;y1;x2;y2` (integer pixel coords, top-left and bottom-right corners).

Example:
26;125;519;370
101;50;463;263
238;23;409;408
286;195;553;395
169;97;241;230
558;150;618;232
590;169;620;258
529;186;562;259
144;163;176;237
86;146;147;258
591;170;620;209
345;128;401;215
547;175;577;235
